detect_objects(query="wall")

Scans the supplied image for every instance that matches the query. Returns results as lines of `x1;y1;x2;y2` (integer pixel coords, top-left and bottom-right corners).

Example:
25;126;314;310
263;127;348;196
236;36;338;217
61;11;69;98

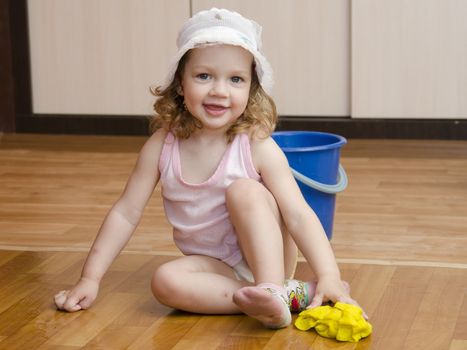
27;0;350;117
27;0;187;116
352;0;467;119
3;0;466;137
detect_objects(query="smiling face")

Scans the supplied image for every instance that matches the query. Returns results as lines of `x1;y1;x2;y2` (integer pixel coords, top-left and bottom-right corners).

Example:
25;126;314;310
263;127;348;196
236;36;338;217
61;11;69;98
179;44;253;134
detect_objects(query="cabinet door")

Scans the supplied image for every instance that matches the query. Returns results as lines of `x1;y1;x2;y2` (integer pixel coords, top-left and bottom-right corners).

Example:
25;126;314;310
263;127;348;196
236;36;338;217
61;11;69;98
352;0;467;119
192;0;350;117
28;0;189;115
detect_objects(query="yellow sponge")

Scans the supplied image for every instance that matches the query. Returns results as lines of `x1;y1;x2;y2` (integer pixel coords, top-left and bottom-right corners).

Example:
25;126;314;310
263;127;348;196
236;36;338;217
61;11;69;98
294;302;372;342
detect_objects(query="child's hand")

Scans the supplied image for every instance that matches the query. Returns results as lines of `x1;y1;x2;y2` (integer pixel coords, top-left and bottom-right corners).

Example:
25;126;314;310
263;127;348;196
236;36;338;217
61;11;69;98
54;277;99;312
308;276;368;319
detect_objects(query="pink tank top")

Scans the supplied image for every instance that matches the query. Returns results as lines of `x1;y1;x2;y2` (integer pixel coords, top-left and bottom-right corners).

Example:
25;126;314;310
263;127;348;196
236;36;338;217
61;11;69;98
159;132;261;267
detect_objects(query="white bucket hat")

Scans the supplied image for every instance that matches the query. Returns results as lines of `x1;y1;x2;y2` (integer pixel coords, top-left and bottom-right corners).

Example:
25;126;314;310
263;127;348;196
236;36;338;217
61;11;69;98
162;8;273;94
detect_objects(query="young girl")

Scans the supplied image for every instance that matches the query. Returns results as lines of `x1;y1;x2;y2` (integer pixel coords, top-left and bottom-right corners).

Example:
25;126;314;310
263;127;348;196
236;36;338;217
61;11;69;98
54;8;360;329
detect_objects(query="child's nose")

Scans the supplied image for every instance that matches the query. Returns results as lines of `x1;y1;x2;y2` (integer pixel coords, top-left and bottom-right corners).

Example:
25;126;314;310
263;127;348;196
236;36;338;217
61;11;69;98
209;80;228;97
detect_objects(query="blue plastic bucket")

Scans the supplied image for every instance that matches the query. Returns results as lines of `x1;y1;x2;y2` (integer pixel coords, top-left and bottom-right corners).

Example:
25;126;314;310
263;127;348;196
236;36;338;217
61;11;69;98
272;131;347;239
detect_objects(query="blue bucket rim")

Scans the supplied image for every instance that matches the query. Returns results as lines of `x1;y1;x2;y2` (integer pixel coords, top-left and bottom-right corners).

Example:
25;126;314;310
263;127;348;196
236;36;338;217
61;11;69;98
272;131;347;152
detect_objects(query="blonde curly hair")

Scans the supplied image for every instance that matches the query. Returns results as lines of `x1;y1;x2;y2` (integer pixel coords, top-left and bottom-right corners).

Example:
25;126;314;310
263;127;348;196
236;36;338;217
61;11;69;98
150;51;277;142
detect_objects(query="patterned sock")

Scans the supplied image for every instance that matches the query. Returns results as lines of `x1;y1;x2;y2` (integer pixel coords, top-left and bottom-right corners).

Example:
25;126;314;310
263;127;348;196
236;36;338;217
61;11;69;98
284;279;316;313
257;283;292;328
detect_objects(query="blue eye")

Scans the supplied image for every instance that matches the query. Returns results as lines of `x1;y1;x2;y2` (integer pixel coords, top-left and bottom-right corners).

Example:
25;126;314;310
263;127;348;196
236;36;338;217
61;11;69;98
197;73;210;80
231;76;243;83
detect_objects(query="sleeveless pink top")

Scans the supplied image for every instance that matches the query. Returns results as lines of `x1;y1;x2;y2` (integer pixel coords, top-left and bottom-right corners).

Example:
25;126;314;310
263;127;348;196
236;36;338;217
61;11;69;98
158;132;261;267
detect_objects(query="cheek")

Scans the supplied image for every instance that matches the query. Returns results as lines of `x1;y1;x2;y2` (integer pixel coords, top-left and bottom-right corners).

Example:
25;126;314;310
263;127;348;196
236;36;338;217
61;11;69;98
181;83;202;104
234;89;251;110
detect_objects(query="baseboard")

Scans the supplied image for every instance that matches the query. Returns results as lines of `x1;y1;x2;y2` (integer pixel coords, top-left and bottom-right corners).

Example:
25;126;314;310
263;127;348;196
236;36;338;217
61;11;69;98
16;114;467;140
6;1;466;140
16;114;151;136
277;117;467;140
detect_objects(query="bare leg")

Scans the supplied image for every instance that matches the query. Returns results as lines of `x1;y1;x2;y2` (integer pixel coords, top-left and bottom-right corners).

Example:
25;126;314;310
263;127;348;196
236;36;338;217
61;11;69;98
226;179;296;327
151;255;249;314
226;179;296;284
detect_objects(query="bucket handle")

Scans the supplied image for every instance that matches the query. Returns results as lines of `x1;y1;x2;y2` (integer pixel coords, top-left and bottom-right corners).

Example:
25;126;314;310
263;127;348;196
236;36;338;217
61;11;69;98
291;165;348;194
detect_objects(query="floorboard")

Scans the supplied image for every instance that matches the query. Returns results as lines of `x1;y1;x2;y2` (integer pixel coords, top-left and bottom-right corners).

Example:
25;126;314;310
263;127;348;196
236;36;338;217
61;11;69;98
0;133;466;349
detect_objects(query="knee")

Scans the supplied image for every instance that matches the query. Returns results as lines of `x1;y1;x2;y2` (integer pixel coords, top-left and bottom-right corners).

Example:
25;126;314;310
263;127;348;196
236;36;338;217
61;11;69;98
226;179;266;209
151;263;182;306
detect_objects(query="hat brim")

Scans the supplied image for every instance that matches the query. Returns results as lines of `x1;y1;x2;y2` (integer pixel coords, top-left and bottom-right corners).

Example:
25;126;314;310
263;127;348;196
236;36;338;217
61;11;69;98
161;26;273;94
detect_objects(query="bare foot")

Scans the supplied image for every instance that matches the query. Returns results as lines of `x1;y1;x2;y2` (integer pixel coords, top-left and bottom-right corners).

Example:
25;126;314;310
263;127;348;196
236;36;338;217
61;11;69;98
233;285;291;329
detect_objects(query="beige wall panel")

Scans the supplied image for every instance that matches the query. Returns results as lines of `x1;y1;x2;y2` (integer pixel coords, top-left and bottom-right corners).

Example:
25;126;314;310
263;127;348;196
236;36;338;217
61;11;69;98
352;0;467;119
193;0;350;116
28;0;188;115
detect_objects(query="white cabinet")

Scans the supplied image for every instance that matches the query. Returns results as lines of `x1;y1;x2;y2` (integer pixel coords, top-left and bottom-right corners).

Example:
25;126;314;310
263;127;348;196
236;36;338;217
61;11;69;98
27;0;350;117
27;1;466;119
28;0;189;116
352;0;467;119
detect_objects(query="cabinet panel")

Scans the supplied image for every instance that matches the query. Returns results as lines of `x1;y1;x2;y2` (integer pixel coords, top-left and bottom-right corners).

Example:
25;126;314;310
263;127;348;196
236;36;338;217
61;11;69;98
352;0;467;119
193;0;350;116
28;0;188;115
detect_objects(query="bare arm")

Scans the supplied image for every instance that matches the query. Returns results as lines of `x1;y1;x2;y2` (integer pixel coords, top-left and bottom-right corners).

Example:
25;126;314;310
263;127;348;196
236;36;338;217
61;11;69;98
55;129;167;311
252;137;358;308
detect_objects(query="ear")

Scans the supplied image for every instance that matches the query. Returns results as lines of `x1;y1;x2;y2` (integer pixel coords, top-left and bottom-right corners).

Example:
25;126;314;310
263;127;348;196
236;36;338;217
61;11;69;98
176;83;184;96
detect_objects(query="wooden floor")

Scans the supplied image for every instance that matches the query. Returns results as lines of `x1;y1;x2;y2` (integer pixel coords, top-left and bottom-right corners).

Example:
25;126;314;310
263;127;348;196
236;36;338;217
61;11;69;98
0;133;466;350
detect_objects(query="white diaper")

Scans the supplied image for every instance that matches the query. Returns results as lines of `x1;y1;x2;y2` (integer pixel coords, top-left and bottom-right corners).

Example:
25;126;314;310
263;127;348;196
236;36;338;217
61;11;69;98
232;259;255;283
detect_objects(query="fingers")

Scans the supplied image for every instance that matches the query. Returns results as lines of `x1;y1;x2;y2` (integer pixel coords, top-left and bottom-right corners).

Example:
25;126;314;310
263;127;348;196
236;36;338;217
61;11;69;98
54;290;83;312
336;295;369;320
78;295;94;310
64;296;83;312
54;290;69;309
307;292;369;319
307;293;324;309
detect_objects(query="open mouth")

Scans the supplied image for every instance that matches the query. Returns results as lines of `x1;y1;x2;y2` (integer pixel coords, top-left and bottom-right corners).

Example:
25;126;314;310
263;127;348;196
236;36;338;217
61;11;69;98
203;104;229;116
